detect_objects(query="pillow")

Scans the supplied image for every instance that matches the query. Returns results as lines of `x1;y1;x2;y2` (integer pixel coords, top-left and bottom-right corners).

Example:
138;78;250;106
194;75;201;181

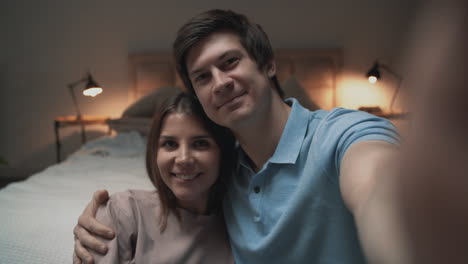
107;117;153;136
282;77;320;111
74;131;146;158
122;86;181;118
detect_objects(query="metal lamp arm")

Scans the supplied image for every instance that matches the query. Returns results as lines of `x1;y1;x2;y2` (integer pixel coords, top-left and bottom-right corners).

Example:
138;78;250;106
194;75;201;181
67;77;88;119
379;63;403;112
379;63;402;81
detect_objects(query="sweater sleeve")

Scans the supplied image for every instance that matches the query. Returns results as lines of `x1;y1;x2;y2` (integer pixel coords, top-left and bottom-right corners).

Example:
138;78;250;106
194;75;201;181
92;191;137;264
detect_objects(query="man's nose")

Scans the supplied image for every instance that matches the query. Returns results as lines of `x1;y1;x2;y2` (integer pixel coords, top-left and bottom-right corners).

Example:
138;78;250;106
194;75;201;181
213;69;233;94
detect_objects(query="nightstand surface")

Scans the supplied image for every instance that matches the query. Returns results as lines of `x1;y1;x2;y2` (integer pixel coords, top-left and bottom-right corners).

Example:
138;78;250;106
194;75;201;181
55;115;110;125
54;115;110;162
375;112;409;119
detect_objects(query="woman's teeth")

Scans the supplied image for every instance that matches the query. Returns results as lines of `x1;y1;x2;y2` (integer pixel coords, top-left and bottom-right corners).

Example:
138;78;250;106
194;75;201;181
174;173;198;180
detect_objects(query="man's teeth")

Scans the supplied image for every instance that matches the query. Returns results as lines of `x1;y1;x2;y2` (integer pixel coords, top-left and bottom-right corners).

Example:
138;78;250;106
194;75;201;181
174;174;198;180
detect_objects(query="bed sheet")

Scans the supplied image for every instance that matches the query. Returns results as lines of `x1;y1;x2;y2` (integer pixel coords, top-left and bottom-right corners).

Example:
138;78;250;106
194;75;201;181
0;132;154;264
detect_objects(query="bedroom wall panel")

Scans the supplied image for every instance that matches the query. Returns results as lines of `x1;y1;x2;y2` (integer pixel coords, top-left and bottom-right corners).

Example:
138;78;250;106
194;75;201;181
128;49;342;110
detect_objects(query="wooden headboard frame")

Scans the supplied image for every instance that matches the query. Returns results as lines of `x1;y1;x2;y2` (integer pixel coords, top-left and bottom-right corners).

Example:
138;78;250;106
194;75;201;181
128;49;342;109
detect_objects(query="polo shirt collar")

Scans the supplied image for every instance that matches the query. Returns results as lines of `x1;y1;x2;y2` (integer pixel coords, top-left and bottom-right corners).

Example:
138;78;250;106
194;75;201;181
237;98;310;170
268;98;309;164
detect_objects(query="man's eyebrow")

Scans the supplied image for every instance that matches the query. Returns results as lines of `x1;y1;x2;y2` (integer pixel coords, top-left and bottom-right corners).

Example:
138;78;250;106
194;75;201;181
189;50;240;77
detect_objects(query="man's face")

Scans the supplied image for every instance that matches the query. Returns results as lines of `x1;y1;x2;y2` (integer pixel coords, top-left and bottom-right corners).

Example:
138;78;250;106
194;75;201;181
185;31;276;130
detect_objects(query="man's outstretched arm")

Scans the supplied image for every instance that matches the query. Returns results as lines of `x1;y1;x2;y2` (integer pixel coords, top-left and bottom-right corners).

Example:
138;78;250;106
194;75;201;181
341;1;468;262
73;190;115;264
341;121;468;263
340;140;410;264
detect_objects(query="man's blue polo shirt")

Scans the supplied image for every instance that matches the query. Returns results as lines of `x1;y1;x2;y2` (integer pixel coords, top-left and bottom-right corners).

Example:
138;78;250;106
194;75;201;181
223;99;400;264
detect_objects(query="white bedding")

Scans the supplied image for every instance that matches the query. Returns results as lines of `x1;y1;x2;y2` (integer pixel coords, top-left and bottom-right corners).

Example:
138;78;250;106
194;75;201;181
0;132;154;264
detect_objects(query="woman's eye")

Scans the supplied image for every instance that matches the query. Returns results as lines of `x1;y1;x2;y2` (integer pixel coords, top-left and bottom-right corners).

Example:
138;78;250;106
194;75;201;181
195;73;209;83
161;140;177;149
193;140;210;149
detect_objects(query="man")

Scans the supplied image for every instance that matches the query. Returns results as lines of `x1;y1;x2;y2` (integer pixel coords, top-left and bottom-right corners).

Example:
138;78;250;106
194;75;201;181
74;9;402;263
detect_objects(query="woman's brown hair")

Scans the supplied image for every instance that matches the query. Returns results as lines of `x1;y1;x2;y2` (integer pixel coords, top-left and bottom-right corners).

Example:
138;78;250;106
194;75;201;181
145;92;235;231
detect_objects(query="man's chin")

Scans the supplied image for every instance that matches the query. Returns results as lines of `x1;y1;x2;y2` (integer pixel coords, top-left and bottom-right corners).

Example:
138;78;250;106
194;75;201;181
215;108;252;129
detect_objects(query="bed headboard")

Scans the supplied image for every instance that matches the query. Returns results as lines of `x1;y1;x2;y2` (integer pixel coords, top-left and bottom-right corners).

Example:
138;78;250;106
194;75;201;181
128;49;342;110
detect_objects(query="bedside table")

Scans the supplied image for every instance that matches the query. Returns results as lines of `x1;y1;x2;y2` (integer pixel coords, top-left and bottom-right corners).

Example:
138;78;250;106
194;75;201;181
375;112;409;119
54;115;110;162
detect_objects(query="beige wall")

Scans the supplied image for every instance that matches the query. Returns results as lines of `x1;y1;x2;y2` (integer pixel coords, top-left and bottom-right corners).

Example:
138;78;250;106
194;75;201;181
0;0;420;177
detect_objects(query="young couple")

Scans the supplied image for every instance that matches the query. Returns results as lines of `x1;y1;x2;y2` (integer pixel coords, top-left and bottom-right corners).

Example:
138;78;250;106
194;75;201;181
73;9;401;264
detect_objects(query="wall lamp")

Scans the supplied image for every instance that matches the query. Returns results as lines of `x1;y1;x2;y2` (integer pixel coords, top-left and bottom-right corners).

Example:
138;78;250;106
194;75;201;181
366;61;403;113
67;73;103;119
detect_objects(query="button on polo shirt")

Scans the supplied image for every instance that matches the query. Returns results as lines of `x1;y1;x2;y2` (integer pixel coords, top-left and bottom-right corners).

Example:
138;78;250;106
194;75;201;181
253;186;260;193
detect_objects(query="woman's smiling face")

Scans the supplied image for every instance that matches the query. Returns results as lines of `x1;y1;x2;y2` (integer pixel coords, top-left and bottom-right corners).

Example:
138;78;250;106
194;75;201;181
156;112;221;214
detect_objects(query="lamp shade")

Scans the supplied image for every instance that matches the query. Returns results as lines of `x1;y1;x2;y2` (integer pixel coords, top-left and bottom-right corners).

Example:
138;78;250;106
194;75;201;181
68;72;104;119
366;62;381;84
364;60;403;112
83;74;103;97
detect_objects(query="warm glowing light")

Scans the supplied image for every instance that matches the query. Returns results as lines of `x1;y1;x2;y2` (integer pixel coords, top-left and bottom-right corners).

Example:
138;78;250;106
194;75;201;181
83;87;103;97
337;76;389;111
368;76;378;84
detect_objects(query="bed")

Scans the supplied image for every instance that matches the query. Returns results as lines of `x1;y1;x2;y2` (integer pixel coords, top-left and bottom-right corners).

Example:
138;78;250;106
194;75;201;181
0;49;341;263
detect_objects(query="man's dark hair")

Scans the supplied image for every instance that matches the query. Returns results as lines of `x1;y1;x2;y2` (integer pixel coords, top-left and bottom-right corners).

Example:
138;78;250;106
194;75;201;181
173;9;284;98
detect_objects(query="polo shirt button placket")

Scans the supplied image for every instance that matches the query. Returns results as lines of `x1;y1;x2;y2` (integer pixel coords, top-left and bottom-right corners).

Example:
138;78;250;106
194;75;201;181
253;186;261;221
254;186;260;193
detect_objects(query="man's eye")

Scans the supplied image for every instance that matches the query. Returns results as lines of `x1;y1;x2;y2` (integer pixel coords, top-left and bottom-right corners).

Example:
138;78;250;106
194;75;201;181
225;57;239;67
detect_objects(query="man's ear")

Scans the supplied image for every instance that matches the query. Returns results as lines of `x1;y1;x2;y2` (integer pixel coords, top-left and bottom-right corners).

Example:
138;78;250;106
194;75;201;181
266;60;276;77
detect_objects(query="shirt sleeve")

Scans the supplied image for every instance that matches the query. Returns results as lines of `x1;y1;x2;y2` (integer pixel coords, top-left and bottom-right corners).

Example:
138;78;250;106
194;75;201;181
316;108;400;175
92;191;137;264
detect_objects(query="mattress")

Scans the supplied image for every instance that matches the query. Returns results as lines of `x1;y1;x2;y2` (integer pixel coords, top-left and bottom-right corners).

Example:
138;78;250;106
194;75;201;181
0;132;154;263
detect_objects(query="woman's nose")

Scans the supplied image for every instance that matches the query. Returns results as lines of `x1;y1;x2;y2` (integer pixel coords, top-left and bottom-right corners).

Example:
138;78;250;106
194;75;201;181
175;146;195;167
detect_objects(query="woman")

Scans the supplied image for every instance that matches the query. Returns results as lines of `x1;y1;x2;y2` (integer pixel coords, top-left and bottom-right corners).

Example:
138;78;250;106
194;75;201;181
91;93;235;263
